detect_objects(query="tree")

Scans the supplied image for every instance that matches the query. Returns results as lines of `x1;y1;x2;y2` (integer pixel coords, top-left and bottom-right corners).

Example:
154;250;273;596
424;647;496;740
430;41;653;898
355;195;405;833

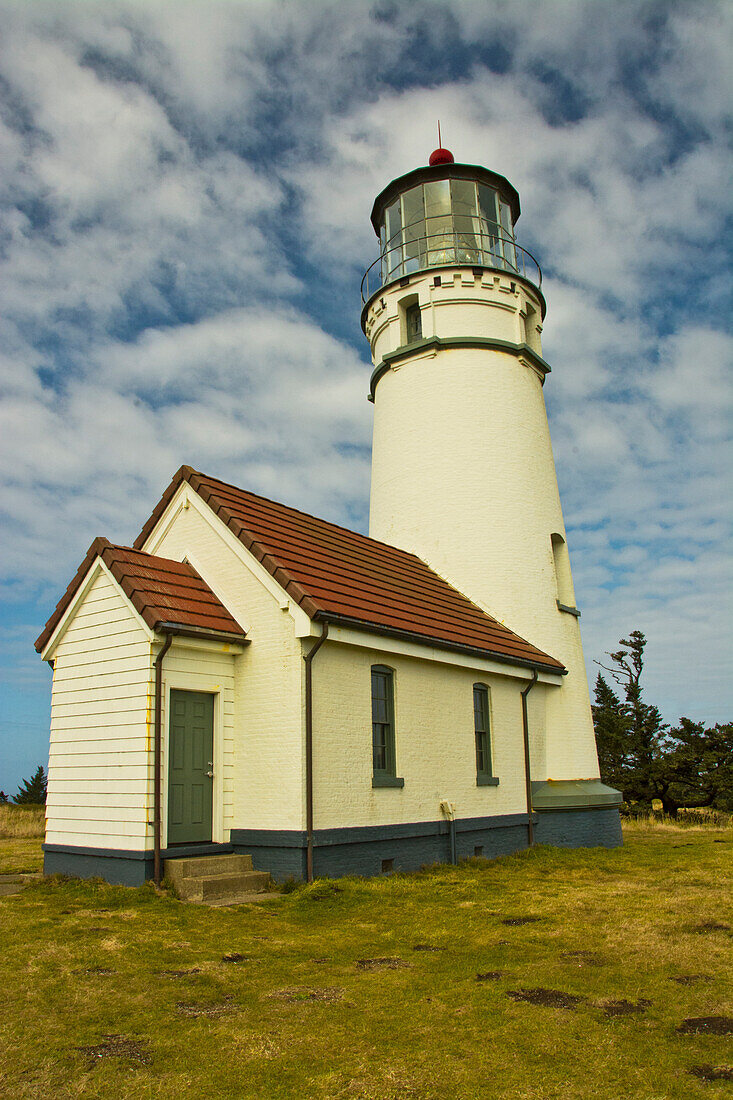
0;790;8;804
594;631;667;806
13;765;47;805
664;719;733;813
592;673;632;793
593;632;733;815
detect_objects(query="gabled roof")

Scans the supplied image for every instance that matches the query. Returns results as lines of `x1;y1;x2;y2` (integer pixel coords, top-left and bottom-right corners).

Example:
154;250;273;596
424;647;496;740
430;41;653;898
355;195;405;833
134;466;564;673
35;538;246;653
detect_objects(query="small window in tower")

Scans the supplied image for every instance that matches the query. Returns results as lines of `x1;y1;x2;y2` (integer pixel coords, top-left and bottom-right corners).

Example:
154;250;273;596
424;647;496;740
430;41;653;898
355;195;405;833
523;303;541;354
406;302;422;343
551;533;575;608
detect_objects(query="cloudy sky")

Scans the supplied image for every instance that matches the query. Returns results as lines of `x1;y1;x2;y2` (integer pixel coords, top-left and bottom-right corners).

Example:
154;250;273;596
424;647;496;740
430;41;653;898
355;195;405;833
1;0;731;793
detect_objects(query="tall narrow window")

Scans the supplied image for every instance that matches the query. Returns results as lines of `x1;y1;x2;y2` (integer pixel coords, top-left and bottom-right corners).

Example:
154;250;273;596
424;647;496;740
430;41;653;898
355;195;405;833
551;532;575;609
473;684;493;783
406;302;422;342
371;666;403;787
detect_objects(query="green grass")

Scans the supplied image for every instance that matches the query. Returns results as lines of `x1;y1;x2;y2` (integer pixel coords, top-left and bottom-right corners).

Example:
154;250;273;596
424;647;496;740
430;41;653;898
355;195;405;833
0;838;44;875
0;827;731;1099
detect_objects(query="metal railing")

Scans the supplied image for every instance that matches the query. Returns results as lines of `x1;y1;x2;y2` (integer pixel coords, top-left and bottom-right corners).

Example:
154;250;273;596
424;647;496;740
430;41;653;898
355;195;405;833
361;228;542;303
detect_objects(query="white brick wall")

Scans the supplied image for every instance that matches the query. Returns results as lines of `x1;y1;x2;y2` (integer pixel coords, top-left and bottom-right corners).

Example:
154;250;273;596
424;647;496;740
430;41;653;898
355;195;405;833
310;638;548;830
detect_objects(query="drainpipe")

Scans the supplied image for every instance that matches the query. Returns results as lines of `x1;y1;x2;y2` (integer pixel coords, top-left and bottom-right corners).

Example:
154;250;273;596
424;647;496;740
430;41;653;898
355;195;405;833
440;801;457;865
521;669;539;847
303;622;329;883
153;632;173;887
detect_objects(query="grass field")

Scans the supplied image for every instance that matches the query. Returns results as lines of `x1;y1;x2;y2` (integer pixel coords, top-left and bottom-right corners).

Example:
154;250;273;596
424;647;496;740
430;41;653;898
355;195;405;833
0;826;731;1099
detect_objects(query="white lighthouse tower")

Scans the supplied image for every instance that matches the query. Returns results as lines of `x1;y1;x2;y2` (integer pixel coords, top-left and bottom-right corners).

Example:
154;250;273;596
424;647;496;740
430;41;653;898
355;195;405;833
363;145;601;790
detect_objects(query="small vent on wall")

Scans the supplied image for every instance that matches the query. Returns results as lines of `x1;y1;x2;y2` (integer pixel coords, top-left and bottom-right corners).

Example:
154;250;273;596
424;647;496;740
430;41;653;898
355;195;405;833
381;858;394;873
474;846;484;858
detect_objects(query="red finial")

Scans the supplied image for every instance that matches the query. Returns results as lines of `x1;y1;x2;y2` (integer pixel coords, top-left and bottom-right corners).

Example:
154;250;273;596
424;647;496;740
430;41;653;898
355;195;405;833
429;147;455;165
429;119;454;166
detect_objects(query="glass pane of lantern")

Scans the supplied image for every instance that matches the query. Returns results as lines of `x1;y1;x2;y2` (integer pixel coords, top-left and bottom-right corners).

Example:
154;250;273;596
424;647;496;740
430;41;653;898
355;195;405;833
478;184;501;267
424;179;454;265
385;200;403;278
451;179;480;263
402;186;425;274
499;199;516;271
379;223;387;284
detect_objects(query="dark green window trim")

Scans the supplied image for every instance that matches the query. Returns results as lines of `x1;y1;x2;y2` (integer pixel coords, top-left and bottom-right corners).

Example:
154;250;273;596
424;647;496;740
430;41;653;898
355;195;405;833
371;665;402;787
473;683;494;784
405;302;422;342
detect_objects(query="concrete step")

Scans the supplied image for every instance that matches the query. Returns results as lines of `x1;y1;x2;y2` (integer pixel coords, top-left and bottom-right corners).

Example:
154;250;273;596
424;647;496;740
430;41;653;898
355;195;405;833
199;871;272;901
163;854;273;904
164;853;253;883
198;891;286;908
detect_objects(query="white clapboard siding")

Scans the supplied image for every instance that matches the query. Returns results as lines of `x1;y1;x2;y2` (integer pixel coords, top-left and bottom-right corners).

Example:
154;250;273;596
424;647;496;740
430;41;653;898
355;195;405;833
50;789;149;804
151;498;305;832
47;753;151;769
46;824;150;844
51;682;152;705
46;567;154;851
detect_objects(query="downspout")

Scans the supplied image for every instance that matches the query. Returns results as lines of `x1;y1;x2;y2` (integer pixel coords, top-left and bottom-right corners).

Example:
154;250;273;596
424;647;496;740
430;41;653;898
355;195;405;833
153;632;173;887
521;669;539;848
303;622;329;883
440;801;457;865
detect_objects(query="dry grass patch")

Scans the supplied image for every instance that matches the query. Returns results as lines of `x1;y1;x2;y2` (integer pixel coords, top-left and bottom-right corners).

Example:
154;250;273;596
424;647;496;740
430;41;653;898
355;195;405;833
0;806;45;838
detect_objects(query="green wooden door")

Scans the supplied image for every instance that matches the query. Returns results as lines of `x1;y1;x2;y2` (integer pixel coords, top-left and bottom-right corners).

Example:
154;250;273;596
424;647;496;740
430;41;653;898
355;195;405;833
168;690;214;845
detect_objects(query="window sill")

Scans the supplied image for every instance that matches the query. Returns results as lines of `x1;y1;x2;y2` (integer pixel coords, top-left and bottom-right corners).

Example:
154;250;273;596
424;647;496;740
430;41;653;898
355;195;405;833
556;600;581;618
477;776;500;787
372;775;405;789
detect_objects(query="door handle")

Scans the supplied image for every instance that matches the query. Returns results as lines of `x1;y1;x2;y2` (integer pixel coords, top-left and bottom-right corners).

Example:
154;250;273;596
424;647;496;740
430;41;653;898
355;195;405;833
205;770;214;779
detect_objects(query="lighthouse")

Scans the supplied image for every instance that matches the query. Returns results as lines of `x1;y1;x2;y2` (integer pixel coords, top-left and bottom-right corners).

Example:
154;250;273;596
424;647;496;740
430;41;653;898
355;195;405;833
362;146;601;787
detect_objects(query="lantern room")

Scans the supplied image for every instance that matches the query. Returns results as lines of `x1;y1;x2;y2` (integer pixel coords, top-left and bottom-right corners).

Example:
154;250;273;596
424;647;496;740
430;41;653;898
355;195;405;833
362;152;541;302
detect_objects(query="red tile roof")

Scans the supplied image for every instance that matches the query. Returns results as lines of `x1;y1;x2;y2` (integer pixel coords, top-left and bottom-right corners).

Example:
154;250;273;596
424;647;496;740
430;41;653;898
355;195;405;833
35;538;246;653
134;466;564;673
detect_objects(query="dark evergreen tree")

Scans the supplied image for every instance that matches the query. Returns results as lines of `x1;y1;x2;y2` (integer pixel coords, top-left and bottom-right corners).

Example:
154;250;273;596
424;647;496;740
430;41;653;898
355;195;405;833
595;631;667;806
0;790;8;804
592;673;631;794
13;765;47;805
663;719;733;814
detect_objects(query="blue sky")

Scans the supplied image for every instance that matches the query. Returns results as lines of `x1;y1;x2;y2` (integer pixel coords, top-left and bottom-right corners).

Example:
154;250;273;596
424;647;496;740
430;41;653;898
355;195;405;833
1;0;731;795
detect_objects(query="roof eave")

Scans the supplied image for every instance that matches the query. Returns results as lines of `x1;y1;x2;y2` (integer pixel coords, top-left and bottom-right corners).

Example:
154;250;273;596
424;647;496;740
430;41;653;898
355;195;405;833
154;621;249;646
312;611;566;676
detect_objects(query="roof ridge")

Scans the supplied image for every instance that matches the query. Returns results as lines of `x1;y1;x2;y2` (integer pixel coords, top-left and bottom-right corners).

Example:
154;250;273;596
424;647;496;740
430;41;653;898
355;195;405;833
125;465;564;671
189;467;432;565
187;468;528;633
